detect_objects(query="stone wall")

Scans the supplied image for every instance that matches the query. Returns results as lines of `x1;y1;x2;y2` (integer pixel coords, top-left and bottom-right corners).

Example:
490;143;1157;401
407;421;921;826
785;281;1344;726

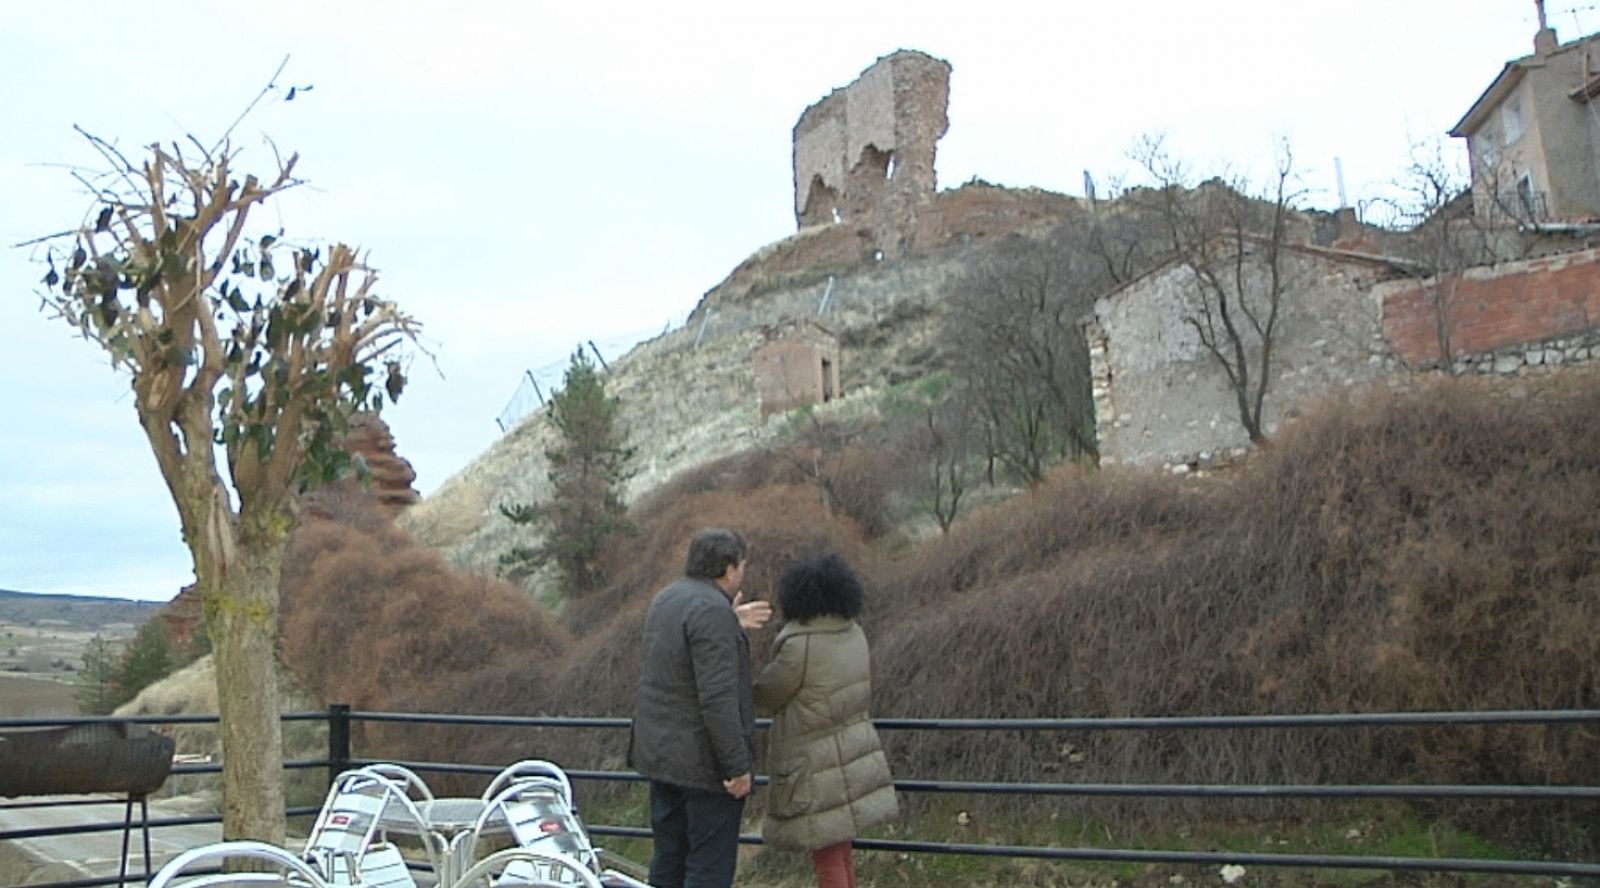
1086;246;1409;469
1379;246;1600;367
1090;242;1600;471
793;50;951;256
707;183;1078;309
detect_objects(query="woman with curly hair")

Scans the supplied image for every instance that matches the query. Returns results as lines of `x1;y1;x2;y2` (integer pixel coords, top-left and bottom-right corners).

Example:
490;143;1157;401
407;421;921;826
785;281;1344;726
754;552;898;888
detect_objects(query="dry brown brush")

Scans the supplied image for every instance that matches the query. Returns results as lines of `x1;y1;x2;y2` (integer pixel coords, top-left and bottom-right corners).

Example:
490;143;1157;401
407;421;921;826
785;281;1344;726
279;375;1600;853
279;485;572;774
866;373;1600;854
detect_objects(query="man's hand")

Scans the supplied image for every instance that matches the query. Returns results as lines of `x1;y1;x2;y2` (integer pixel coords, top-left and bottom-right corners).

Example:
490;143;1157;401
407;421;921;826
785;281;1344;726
723;772;753;799
732;591;772;631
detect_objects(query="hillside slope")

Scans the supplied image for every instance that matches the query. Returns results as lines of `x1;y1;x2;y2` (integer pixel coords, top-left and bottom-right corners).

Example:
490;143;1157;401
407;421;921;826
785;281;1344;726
400;184;1082;577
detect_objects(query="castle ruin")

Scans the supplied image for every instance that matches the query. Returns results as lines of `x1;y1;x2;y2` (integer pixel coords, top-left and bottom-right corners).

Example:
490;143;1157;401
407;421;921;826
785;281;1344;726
792;50;951;257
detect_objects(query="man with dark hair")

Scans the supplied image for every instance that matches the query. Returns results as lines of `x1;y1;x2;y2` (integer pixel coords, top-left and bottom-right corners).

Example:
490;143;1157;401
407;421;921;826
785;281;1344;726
630;527;771;888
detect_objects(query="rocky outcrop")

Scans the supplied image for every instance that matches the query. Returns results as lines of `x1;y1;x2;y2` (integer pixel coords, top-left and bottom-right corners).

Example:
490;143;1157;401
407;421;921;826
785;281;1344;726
341;414;421;516
159;414;419;630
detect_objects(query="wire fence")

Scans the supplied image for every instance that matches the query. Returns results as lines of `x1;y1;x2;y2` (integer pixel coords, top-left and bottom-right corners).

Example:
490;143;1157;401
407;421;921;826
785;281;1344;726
494;312;693;433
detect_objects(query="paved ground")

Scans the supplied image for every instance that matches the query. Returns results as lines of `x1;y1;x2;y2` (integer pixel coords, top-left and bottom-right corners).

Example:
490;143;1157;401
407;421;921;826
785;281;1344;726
0;795;222;885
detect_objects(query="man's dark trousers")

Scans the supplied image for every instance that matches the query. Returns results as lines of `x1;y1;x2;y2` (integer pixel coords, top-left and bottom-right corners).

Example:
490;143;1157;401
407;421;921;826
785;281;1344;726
648;779;745;888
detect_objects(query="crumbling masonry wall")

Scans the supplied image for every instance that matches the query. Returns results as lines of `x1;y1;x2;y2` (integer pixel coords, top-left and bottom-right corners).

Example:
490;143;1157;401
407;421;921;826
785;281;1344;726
793;50;950;254
1086;248;1405;469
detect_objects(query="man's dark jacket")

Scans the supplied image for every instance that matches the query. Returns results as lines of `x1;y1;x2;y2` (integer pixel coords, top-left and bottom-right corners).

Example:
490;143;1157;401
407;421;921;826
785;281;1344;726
629;576;755;792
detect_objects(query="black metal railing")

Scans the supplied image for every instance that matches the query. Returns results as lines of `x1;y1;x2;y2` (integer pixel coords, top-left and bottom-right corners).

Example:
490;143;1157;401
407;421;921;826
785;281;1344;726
3;707;1599;887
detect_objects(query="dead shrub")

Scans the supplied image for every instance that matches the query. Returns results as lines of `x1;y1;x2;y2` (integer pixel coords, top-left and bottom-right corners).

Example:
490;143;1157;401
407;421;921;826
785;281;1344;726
279;491;572;757
862;374;1600;853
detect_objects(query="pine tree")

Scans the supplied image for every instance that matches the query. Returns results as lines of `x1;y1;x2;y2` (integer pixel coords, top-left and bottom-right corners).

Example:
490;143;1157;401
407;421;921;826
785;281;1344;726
74;635;124;715
501;348;635;596
117;619;174;701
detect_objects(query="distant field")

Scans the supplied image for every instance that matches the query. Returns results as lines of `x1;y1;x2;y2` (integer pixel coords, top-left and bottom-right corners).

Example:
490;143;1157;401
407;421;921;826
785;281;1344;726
0;619;119;680
0;592;154;719
0;598;151;716
0;673;77;717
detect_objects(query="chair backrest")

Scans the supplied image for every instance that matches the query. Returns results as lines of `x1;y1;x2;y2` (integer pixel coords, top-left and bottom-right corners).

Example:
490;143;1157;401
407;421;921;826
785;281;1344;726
497;782;598;871
461;778;599;876
304;769;434;887
453;847;603;888
357;762;436;803
482;760;574;809
147;840;332;888
320;842;416;888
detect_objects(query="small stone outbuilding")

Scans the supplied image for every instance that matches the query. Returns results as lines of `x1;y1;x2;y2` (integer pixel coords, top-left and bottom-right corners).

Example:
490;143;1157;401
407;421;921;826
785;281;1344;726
754;319;842;420
1083;242;1416;469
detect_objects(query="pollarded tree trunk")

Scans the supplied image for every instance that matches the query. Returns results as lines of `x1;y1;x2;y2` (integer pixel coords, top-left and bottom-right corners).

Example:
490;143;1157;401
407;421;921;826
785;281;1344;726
169;460;292;845
206;539;288;846
142;337;292;844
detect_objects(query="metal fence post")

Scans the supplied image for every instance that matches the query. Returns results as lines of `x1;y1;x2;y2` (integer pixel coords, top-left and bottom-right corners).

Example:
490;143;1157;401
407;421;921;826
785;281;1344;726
327;704;351;788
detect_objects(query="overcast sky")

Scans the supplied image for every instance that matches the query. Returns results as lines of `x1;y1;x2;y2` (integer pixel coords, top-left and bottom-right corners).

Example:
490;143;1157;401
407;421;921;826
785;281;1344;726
0;1;1553;601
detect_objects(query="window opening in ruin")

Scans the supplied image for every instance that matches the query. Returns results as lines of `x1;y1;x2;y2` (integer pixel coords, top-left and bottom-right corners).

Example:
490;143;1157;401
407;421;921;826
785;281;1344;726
832;207;842;223
821;357;835;401
805;175;841;226
856;145;891;180
874;250;884;262
885;153;897;180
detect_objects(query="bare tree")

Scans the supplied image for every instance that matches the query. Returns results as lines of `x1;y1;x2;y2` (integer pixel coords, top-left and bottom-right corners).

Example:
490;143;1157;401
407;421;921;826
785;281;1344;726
918;393;976;534
1084;181;1158;287
27;132;420;843
766;408;860;518
1130;136;1301;444
1375;137;1515;370
940;231;1101;485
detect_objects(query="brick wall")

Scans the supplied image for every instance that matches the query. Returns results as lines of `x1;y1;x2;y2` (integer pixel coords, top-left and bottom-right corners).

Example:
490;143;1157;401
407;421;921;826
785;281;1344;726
1380;247;1600;366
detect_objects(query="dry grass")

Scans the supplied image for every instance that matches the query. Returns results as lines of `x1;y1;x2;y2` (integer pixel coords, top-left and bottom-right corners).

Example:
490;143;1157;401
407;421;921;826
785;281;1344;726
0;674;76;717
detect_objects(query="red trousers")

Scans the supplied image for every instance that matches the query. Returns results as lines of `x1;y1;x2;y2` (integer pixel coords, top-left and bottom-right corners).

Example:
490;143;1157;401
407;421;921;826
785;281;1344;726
810;841;856;888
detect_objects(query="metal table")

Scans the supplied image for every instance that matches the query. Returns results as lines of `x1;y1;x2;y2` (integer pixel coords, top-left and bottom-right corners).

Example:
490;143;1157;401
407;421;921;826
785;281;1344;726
376;796;503;886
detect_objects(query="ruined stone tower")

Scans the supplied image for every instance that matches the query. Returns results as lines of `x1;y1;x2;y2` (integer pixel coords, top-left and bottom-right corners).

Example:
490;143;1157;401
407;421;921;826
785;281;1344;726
792;50;951;257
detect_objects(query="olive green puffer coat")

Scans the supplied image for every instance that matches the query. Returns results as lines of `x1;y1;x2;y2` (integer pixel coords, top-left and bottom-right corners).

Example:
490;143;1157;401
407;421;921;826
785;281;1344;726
754;616;898;851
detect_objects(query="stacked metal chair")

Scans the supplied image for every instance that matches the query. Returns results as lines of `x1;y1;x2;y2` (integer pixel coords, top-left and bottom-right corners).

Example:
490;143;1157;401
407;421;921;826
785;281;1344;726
455;760;648;888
